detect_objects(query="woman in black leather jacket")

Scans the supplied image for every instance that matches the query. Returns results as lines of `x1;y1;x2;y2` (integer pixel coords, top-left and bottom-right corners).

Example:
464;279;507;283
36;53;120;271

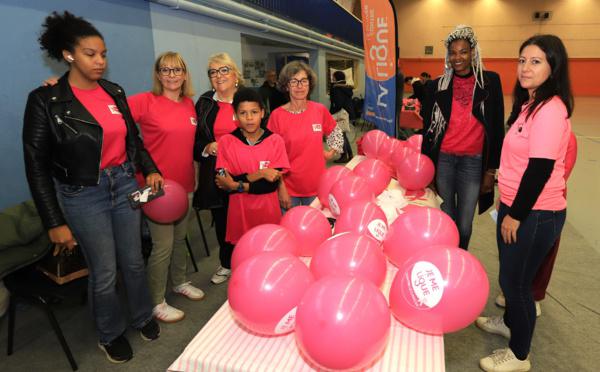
22;11;161;363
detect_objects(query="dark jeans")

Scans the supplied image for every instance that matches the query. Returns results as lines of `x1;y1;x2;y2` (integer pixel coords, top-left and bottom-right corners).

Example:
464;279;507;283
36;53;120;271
56;162;153;344
497;202;566;360
210;205;234;269
435;152;482;249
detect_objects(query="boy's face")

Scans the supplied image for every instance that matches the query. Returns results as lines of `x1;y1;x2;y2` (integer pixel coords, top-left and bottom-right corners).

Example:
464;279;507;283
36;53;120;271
236;101;264;134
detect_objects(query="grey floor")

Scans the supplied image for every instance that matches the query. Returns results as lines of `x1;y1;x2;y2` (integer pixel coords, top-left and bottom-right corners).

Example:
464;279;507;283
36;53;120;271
1;98;599;371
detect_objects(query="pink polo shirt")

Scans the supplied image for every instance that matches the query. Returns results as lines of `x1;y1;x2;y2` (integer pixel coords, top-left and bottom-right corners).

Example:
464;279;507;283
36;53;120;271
128;92;196;192
267;101;337;197
498;96;571;211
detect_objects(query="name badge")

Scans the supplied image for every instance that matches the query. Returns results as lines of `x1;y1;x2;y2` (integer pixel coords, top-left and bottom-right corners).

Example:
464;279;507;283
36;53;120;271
190;117;197;126
259;161;271;169
312;123;322;132
108;105;121;115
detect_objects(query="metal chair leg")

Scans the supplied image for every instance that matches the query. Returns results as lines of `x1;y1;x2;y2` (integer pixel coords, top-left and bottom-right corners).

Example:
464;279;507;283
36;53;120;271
185;236;199;273
7;295;15;355
195;210;211;257
40;296;78;371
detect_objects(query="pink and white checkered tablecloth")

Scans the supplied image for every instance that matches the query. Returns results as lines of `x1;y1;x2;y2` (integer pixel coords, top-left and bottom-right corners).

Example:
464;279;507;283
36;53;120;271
168;261;444;372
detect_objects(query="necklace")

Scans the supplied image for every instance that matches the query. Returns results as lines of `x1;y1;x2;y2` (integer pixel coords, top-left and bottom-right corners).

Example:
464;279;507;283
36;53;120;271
286;107;306;115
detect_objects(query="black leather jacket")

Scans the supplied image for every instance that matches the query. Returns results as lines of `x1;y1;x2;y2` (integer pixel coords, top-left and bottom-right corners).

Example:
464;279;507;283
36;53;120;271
23;73;159;229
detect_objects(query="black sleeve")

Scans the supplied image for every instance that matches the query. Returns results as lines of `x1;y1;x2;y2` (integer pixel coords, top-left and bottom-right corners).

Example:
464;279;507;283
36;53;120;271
508;158;555;221
486;72;505;169
248;179;279;194
231;174;248;182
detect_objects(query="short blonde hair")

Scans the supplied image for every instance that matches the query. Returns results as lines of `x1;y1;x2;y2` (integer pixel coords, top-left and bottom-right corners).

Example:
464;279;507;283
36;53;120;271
277;60;317;96
207;52;244;87
152;51;195;98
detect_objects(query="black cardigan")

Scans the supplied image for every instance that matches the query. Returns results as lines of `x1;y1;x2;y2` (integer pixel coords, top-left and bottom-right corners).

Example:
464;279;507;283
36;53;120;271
421;70;505;213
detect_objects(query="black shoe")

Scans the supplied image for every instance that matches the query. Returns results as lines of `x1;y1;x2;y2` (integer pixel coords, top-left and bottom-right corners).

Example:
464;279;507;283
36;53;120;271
334;157;349;164
140;318;160;341
98;334;133;364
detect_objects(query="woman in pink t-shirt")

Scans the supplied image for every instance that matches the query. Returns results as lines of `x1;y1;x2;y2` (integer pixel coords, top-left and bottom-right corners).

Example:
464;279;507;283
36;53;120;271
267;61;344;210
476;35;573;372
128;52;205;323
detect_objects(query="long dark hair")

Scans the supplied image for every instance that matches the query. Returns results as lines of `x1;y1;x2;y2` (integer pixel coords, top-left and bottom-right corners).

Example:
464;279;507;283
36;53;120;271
507;34;573;125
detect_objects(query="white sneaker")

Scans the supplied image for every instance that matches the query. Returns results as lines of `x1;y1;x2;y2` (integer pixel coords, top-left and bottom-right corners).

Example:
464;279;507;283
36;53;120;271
173;281;205;301
476;316;511;339
495;293;541;317
211;266;231;284
153;300;185;323
480;348;531;371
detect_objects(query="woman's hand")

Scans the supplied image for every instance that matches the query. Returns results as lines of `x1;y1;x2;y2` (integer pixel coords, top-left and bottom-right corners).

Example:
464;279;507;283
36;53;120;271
215;170;235;191
323;149;337;161
500;214;520;244
146;172;164;193
261;168;280;182
205;142;218;157
480;171;496;194
278;181;292;210
48;225;77;254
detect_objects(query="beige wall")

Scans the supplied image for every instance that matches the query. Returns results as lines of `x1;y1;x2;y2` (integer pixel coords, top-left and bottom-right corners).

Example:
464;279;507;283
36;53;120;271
394;0;600;58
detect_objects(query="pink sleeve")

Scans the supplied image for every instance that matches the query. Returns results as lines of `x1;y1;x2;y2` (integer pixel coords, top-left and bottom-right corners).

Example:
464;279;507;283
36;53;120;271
127;93;146;123
215;137;230;170
270;135;290;171
322;106;337;136
528;101;568;160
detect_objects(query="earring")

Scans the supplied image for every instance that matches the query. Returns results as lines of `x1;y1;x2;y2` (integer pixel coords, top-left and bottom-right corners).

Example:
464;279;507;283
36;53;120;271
235;81;239;88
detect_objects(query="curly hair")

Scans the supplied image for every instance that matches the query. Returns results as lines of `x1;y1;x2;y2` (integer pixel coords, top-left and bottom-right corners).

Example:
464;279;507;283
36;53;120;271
38;11;103;61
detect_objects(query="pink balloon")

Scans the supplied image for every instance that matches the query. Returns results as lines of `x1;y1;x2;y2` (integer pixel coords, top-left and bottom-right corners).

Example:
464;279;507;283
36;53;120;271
389;245;489;334
228;251;314;336
383;206;459;267
142;179;188;223
231;224;300;271
352;158;393;196
317;166;352;209
390;144;415;178
311;232;387;287
280;206;332;256
377;137;403;166
295;276;391;371
334;200;388;243
328;175;374;217
395;152;435;191
406;134;423;152
361;130;389;158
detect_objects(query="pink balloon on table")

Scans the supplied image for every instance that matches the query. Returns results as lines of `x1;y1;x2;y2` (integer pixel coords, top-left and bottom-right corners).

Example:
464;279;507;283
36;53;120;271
406;134;423;152
334;200;388;243
361;130;389;159
317;165;352;209
280;206;332;257
141;179;188;224
395;152;435;191
390;144;415;177
228;251;314;336
311;232;387;287
383;206;459;267
389;245;489;334
295;276;391;371
377;137;403;166
231;224;300;271
328;175;374;217
352;158;393;196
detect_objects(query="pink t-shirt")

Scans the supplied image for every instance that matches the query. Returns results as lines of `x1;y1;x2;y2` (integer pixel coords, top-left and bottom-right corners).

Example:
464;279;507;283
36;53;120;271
71;85;126;169
128;92;197;192
267;101;336;196
216;132;290;244
213;101;239;141
498;96;571;211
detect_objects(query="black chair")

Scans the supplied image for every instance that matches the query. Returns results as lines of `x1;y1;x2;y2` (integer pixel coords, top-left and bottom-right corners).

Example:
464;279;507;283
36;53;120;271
184;210;211;272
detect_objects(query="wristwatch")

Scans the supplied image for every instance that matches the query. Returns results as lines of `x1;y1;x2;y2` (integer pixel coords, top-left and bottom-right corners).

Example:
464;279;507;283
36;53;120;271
237;180;244;193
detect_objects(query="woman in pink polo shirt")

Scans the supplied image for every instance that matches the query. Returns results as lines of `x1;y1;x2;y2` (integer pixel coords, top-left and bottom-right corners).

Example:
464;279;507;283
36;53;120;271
267;61;344;210
476;35;573;372
128;52;205;323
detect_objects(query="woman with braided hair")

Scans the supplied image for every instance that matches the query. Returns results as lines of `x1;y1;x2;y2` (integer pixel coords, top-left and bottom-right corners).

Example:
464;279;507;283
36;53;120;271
421;25;505;250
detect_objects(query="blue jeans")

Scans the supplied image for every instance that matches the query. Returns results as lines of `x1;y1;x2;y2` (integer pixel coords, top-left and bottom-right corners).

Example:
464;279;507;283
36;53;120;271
497;203;566;360
56;162;154;344
281;196;317;215
435;152;482;249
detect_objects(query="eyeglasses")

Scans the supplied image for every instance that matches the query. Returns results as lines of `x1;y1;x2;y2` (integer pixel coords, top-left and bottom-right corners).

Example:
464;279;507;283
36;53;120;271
158;67;184;76
208;66;231;78
288;78;310;87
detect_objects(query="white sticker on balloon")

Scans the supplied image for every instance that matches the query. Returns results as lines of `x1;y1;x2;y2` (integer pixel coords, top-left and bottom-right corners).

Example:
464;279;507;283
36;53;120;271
328;194;340;216
367;219;387;241
410;261;444;308
274;307;297;334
